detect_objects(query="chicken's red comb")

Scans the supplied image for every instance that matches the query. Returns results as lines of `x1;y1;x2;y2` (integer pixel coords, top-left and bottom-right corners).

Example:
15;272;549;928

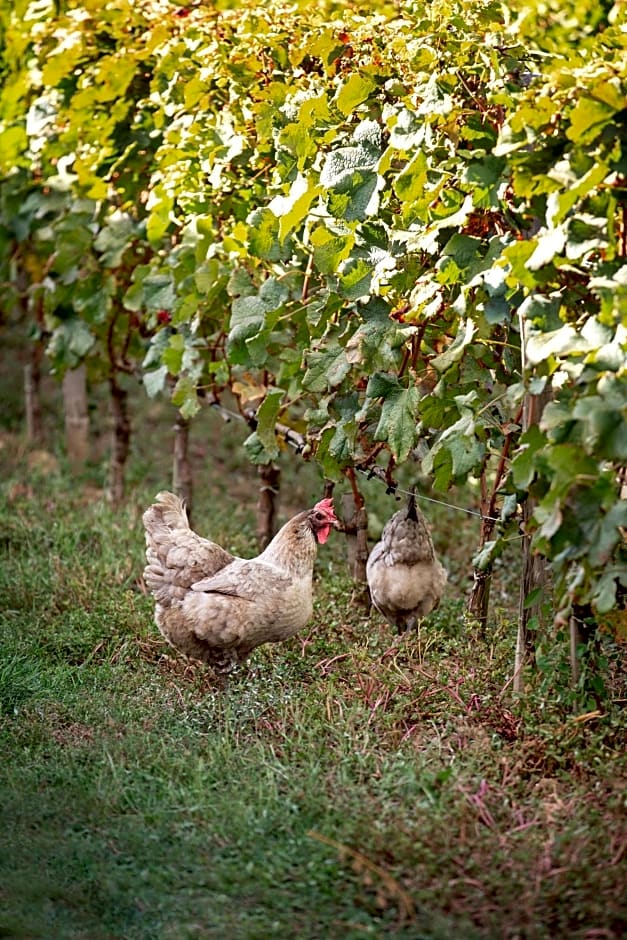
314;497;337;521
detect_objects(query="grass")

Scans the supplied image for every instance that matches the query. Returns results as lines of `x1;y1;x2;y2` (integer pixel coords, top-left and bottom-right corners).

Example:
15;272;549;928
0;399;625;939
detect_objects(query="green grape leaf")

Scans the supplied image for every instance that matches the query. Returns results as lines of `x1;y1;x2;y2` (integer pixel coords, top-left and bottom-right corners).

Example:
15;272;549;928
303;342;351;392
254;388;284;459
431;318;476;372
143;365;168;398
367;372;420;462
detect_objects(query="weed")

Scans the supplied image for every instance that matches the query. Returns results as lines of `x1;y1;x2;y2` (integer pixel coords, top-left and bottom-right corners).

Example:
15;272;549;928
0;654;47;715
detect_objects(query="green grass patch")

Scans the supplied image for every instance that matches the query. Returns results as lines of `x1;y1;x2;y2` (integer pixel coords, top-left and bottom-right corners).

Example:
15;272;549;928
0;430;625;940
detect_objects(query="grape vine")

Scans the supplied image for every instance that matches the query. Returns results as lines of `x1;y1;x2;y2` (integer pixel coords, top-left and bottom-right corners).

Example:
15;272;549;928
0;0;625;650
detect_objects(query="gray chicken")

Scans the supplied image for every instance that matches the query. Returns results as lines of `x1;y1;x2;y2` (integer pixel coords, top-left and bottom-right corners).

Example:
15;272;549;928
366;489;447;633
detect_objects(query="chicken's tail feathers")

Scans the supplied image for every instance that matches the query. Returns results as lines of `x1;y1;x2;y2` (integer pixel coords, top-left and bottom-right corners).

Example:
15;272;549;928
142;491;235;607
142;492;191;606
143;491;190;534
406;486;418;522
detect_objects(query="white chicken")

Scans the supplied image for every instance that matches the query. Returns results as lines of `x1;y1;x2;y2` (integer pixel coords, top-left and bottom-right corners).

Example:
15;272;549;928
143;491;337;672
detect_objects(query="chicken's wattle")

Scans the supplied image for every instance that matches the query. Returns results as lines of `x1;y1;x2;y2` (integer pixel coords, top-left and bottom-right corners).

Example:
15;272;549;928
316;525;331;545
313;497;337;544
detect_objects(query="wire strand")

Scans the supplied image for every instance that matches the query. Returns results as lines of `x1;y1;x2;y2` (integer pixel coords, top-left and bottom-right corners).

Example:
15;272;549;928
353;465;500;522
208;399;501;523
374;479;497;521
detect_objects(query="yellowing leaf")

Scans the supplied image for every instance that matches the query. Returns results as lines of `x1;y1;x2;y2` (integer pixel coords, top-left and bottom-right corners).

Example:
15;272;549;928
335;73;376;117
310;226;354;275
0;125;27;168
146;187;174;244
566;96;616;142
231;378;267;405
547;162;609;226
395;150;427;203
589;79;625;111
268;175;322;241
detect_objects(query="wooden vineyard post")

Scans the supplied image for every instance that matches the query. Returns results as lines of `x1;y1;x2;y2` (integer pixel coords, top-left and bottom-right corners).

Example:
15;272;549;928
513;387;551;694
24;358;43;444
173;413;193;517
24;293;45;445
569;602;599;696
107;376;130;505
468;406;522;632
341;471;370;607
62;364;90;470
257;462;280;549
467;499;497;633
